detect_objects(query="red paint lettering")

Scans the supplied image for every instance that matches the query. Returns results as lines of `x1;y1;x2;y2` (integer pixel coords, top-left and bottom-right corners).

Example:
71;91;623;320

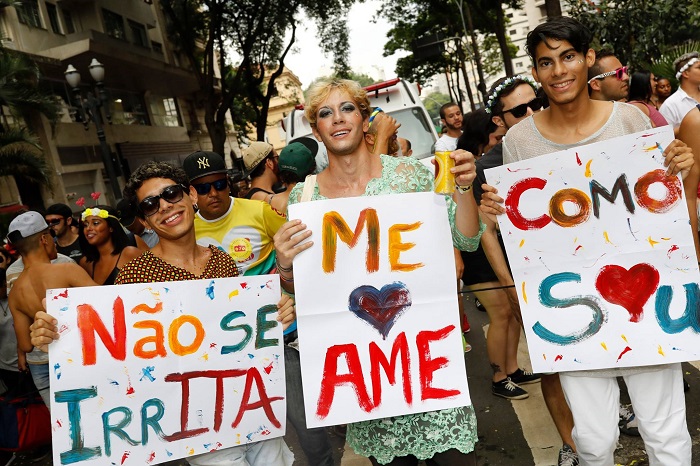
369;332;412;407
77;298;127;365
506;177;551;231
417;325;460;401
316;344;373;419
232;367;285;428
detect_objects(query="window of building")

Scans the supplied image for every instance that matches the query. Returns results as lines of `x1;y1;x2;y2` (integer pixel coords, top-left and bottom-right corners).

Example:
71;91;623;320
46;3;62;34
110;89;149;126
509;29;517;35
102;9;125;40
148;95;182;127
516;62;523;68
128;20;148;47
506;12;513;18
152;41;163;55
17;0;43;28
62;8;75;34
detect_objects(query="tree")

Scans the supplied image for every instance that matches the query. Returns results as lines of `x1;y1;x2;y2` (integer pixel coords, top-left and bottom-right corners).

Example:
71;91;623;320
161;0;354;155
0;128;50;187
304;71;377;101
0;45;58;192
566;0;700;68
380;0;524;109
422;91;451;121
545;0;562;17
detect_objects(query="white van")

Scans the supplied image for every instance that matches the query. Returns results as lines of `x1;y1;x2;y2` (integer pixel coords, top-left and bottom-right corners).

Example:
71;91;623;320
282;79;438;169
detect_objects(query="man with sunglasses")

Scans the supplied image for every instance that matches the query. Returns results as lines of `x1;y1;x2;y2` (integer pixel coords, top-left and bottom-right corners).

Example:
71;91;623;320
588;51;668;131
660;52;700;131
587;50;630;103
182;151;332;464
45;203;83;262
182;150;286;277
6;212;97;409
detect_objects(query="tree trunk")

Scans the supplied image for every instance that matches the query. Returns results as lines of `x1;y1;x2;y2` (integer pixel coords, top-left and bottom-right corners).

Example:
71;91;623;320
494;3;514;76
463;3;488;101
545;0;563;18
456;42;476;111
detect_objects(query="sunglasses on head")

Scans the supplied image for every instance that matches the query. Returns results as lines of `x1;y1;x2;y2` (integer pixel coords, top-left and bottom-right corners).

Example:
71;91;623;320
192;178;228;195
588;65;629;84
138;184;189;217
501;97;543;118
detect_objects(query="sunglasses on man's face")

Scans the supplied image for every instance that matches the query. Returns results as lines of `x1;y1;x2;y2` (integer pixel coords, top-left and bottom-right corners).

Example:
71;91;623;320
501;97;543;119
588;65;629;84
138;184;189;217
47;218;63;227
192;178;228;196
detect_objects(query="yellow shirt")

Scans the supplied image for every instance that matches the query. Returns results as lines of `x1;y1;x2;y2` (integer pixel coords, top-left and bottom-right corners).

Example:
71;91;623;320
194;197;286;275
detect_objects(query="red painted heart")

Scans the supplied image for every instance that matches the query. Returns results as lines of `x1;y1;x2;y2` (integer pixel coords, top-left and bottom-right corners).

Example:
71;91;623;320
348;282;412;339
595;263;660;323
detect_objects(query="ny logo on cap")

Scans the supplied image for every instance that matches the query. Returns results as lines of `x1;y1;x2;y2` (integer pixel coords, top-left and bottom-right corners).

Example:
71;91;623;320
198;157;210;169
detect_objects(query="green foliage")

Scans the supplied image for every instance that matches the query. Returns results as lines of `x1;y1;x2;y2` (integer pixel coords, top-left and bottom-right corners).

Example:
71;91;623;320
0;49;60;126
481;33;518;78
650;40;700;89
380;0;523;94
303;71;377;99
0;44;57;192
566;0;700;69
422;91;451;121
161;0;354;151
0;128;50;187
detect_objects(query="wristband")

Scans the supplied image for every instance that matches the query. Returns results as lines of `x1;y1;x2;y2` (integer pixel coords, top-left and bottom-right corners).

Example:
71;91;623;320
455;183;472;194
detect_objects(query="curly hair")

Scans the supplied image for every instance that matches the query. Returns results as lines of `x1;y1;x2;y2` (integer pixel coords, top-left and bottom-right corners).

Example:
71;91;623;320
123;161;190;219
305;79;371;127
78;204;132;263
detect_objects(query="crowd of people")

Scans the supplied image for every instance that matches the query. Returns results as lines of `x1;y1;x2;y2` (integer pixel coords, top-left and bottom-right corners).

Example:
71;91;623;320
1;15;699;466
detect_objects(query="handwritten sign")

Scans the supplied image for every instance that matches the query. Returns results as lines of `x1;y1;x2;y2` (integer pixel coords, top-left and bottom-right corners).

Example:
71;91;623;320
46;275;286;465
486;126;700;373
289;192;471;428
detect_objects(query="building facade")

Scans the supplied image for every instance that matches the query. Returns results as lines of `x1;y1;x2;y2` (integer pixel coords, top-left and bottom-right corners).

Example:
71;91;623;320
0;0;239;211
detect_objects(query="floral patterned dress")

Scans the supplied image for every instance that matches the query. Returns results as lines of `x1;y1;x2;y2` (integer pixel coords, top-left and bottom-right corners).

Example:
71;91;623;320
289;154;483;464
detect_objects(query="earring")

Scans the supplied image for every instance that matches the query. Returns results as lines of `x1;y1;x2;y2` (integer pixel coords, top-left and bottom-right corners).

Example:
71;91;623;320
193;203;199;213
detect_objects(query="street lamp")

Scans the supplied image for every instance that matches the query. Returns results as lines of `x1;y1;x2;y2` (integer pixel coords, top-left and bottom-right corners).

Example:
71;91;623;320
64;59;121;201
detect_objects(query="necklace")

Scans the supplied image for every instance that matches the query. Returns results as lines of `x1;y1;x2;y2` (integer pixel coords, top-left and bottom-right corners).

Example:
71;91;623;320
0;298;8;317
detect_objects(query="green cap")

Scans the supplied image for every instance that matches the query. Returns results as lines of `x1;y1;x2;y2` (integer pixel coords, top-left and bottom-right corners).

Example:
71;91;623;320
279;142;315;178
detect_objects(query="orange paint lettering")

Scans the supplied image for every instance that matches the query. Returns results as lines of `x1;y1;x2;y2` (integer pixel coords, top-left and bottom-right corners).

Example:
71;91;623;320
168;316;205;356
322;209;379;273
132;320;167;359
388;222;424;272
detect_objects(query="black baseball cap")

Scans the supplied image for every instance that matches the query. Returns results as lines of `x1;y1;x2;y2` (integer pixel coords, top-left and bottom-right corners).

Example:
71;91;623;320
182;151;228;182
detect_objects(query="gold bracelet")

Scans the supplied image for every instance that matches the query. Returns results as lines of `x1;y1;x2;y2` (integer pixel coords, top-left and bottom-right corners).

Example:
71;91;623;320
455;183;472;194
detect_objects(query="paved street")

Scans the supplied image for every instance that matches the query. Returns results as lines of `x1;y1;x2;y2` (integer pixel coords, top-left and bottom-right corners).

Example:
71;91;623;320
4;292;700;466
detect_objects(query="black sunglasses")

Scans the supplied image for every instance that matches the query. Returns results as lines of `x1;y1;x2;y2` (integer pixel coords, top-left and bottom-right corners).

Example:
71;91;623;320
501;97;543;118
192;178;228;195
138;184;189;217
47;218;63;226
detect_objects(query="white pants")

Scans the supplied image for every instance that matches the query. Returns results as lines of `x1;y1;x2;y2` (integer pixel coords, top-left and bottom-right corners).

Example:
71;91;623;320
559;364;691;466
187;438;293;466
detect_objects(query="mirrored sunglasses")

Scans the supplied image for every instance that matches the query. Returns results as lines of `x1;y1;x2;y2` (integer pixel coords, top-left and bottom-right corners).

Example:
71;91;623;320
192;178;228;195
501;97;543;118
138;184;188;217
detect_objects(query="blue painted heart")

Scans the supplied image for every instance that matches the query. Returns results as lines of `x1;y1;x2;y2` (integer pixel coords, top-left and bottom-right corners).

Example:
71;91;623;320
348;282;412;339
